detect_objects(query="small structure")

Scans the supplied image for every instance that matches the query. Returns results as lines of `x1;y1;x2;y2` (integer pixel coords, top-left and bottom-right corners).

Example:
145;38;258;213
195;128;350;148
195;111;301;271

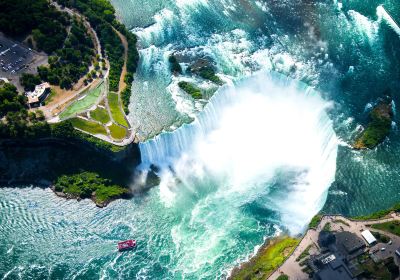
26;82;50;107
395;247;400;258
0;77;9;84
311;253;355;280
335;231;366;257
361;230;377;246
117;239;136;252
310;231;366;280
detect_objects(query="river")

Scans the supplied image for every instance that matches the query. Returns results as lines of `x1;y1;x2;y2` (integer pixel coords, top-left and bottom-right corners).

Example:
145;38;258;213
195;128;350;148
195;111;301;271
1;0;400;279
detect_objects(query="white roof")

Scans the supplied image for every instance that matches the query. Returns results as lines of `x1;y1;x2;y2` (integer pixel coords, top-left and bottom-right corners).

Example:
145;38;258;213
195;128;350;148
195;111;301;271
321;254;336;264
26;82;50;104
361;230;377;245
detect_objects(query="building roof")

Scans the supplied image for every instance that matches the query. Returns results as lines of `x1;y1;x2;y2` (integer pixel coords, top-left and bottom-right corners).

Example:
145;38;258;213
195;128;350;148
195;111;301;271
26;82;50;104
335;231;366;254
314;256;355;280
361;230;377;245
0;77;9;83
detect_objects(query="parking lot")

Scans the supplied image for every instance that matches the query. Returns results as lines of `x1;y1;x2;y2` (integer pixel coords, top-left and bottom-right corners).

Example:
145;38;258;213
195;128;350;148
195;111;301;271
0;33;48;91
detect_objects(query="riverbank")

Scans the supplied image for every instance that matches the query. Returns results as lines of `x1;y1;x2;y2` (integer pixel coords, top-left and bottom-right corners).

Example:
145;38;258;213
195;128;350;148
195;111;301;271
231;204;400;280
0;137;143;204
52;172;133;208
228;237;299;280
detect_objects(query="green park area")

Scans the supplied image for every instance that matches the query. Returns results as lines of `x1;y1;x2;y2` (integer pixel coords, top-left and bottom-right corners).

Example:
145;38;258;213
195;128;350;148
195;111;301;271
60;82;105;120
108;92;129;127
70;118;107;136
108;123;127;139
90;107;110;124
372;221;400;237
231;237;299;280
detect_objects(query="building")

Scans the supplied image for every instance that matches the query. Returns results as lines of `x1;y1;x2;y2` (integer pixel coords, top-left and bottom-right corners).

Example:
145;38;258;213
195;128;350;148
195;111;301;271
25;82;50;107
361;230;377;246
335;231;366;257
0;77;9;84
310;231;366;280
312;253;355;280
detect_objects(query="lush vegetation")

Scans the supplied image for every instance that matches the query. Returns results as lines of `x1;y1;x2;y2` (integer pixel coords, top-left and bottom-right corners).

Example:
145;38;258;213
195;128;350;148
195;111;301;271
108;92;128;127
231;237;299;280
308;215;322;229
97;23;124;92
70;118;107;135
178;81;202;99
353;202;400;220
371;231;390;243
371;221;400;237
354;97;392;149
0;0;68;53
277;275;289;280
169;55;182;74
1;0;97;89
361;256;397;280
0;84;123;152
20;73;42;91
108;123;126;139
37;18;95;89
0;83;50;138
54;171;129;205
58;0;139;112
197;66;223;85
90;107;110;124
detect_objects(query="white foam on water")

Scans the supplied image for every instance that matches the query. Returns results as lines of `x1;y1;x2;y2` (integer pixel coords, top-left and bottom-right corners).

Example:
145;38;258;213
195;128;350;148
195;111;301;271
348;10;379;43
139;71;338;274
377;5;400;36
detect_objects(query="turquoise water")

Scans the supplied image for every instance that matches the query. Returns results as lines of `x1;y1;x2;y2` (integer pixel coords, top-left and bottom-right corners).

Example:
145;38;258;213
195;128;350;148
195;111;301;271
2;0;400;279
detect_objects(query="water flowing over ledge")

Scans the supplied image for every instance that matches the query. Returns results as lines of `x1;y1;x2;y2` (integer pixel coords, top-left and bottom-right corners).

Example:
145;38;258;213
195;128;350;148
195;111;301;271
139;71;338;234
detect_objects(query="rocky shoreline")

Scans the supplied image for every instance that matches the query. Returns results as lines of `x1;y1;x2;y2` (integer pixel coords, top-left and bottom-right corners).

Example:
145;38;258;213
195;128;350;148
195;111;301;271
52;185;134;208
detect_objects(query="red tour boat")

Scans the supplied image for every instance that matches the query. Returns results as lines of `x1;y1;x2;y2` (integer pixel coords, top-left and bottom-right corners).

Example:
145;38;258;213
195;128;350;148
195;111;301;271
118;240;136;252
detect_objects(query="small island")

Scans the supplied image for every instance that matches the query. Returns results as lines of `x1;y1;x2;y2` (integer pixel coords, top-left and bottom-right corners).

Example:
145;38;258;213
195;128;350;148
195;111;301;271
354;95;393;149
53;172;131;207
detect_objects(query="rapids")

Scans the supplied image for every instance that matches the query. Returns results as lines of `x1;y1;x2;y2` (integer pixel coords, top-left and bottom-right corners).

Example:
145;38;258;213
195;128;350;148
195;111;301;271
2;0;400;279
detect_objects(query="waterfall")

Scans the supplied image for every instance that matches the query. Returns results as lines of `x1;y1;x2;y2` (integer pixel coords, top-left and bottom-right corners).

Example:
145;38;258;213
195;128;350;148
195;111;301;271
139;71;338;234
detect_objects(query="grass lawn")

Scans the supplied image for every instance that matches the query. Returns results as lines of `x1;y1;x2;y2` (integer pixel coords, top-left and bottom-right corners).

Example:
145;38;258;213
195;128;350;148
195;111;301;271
70;118;107;135
90;107;110;124
231;237;299;280
60;82;105;120
371;221;400;236
353;203;400;220
309;215;322;228
108;92;129;127
108;123;127;139
45;89;57;104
